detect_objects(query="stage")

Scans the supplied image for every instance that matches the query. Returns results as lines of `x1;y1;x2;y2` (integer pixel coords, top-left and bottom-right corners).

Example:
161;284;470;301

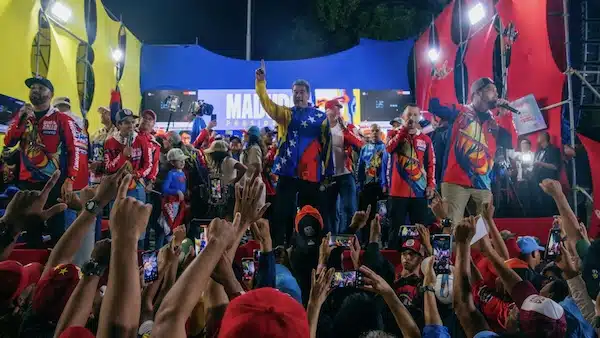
7;217;554;267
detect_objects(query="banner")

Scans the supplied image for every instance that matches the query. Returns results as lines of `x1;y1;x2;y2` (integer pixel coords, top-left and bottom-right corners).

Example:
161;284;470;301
579;134;600;237
511;94;548;136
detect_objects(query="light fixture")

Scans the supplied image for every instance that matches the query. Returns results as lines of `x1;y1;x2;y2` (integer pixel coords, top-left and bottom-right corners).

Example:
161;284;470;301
111;49;124;62
468;3;485;25
50;2;72;22
427;48;440;62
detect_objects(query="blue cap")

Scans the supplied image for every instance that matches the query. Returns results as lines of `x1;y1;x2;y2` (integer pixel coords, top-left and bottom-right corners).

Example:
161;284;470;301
275;264;302;304
25;76;54;92
517;236;545;255
0;186;19;199
247;126;260;138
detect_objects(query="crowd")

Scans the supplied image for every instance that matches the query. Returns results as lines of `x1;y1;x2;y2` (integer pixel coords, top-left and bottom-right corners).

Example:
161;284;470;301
0;64;597;338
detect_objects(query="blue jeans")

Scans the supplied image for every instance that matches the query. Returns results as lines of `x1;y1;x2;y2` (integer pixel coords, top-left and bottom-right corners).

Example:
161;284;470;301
324;173;358;234
109;183;147;249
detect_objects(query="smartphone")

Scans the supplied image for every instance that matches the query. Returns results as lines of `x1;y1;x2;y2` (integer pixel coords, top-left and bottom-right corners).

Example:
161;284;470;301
329;235;354;248
194;226;207;255
546;228;561;260
377;200;387;218
432;234;452;275
141;251;159;283
210;178;223;200
253;249;261;261
241;258;255;281
399;226;419;239
330;271;365;288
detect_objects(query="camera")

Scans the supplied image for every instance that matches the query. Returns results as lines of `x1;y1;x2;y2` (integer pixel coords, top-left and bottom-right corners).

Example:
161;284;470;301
189;100;216;120
162;95;183;113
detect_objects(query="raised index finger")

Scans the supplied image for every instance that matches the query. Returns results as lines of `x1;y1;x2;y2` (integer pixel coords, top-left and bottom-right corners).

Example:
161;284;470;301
365;204;371;215
117;174;132;200
260;59;265;71
41;170;61;201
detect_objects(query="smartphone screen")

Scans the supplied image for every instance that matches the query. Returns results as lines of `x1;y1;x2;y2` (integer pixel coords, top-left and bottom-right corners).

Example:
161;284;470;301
242;258;255;281
377;200;387;218
141;251;159;283
329;235;354;248
546;228;561;259
210;178;222;200
399;226;419;239
253;249;261;261
331;271;365;288
432;235;452;275
194;227;207;255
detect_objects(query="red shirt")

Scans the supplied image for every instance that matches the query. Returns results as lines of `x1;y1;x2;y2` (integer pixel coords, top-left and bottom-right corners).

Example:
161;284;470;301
429;99;498;190
386;128;435;198
472;279;516;332
104;132;152;184
137;130;161;181
4;108;78;183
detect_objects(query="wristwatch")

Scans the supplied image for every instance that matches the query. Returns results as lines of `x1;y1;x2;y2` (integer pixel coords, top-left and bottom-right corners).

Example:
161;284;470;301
419;285;435;294
81;259;106;277
440;218;453;228
84;200;102;215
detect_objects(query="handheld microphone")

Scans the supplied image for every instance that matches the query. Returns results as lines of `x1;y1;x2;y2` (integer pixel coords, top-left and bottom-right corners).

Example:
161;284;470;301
498;103;521;115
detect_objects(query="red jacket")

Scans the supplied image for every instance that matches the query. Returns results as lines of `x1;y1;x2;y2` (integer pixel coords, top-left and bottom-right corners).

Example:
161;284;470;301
104;132;152;182
4;108;79;183
340;124;365;173
137;130;161;181
386;128;435;198
70;118;89;191
264;144;277;196
192;128;215;150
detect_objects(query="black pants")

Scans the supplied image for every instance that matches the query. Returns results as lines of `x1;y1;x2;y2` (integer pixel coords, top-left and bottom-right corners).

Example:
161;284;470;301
18;179;66;246
358;183;384;243
388;196;428;250
273;176;325;247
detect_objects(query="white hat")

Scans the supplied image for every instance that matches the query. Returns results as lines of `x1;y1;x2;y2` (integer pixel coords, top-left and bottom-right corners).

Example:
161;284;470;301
52;96;71;108
204;140;229;154
167;148;189;161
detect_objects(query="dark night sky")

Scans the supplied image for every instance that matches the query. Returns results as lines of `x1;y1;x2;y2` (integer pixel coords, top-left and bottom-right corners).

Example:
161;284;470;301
102;0;313;59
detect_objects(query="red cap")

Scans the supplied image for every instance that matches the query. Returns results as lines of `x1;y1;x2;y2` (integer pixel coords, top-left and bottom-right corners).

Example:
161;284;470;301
295;205;323;233
401;238;425;256
59;326;95;338
511;281;567;337
142;109;157;120
218;288;309;338
0;261;43;303
32;263;81;322
325;99;342;110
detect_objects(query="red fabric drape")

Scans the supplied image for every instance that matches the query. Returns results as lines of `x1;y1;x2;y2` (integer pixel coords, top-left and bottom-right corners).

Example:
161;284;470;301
578;134;600;237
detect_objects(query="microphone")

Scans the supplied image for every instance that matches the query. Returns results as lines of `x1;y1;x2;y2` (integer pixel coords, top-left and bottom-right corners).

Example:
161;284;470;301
498;102;521;115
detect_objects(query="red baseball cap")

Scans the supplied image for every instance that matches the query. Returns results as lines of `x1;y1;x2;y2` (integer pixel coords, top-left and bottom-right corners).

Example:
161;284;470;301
512;281;567;337
218;288;309;338
59;326;95;338
325;99;342;110
32;263;81;322
401;238;425;256
0;260;43;303
142;109;157;120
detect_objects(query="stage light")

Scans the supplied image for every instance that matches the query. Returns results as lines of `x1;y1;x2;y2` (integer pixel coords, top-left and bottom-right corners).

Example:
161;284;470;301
111;49;124;62
468;3;485;25
427;49;440;62
50;2;72;22
522;153;533;163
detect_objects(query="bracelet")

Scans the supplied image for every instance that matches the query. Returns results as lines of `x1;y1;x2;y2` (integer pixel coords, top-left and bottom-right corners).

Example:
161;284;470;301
81;259;107;277
419;285;435;293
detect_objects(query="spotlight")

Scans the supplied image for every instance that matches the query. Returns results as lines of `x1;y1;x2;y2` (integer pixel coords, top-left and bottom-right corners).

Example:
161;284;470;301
111;49;124;62
50;2;72;22
468;3;485;25
427;49;440;62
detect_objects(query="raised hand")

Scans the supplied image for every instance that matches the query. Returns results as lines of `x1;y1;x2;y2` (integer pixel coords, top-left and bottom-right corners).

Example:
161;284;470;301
454;217;476;244
309;267;335;307
251;219;272;252
416;224;432;255
482;201;495;220
350;235;361;270
359;265;394;296
58;186;96;211
422;257;436;287
318;232;332;269
91;238;112;266
109;174;152;241
172;225;186;247
429;190;448;220
539;179;563;198
370;215;382;244
207;213;240;248
350;205;371;231
255;59;266;81
234;172;270;226
94;165;130;207
2;171;67;231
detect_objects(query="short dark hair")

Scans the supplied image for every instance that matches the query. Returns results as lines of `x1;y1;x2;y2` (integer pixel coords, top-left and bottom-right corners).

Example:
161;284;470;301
334;292;384;337
540;131;551;142
520;138;531;145
292;79;310;93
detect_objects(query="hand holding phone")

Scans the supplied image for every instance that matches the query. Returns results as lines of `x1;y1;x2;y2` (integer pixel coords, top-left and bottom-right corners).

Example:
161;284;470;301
141;251;159;283
330;271;365;288
432;234;452;275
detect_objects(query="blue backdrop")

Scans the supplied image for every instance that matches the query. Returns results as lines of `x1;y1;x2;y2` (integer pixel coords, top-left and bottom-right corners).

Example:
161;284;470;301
140;38;414;92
